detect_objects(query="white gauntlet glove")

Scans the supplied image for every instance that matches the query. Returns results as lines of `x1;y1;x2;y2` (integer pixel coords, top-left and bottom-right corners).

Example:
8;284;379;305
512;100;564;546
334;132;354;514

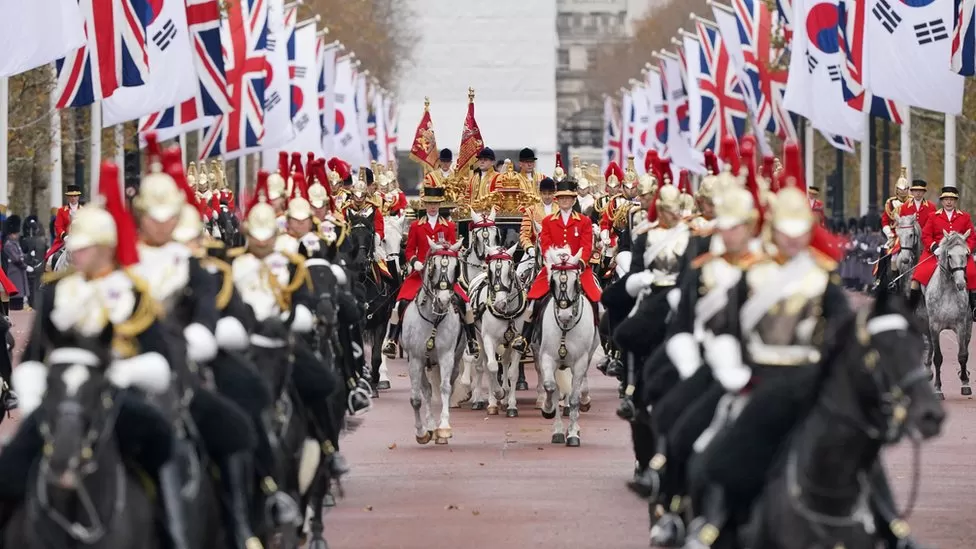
599;229;611;246
184;322;218;363
882;225;892;239
526;247;536;258
412;260;424;273
624;270;655;297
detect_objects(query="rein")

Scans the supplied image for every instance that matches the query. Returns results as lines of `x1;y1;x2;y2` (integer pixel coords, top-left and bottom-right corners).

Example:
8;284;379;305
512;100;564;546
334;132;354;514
484;253;527;322
417;248;460;363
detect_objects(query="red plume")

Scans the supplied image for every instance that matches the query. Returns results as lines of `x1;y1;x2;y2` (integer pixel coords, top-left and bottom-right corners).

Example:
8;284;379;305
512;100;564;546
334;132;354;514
740;135;757;166
291;172;309;201
290;152;304;178
644;150;658;174
739;139;764;233
781;140;805;192
210;194;220;213
246;171;271;217
646;184;662;223
314;158;335;198
98;162;139;267
277;151;289;176
703;149;719;175
305;152;315;179
555;152;564;172
760;156;775;183
718;134;740;174
678;170;692;194
658;156;673;184
327;157;350;182
810;224;848;262
144;132;163;170
603;161;624;183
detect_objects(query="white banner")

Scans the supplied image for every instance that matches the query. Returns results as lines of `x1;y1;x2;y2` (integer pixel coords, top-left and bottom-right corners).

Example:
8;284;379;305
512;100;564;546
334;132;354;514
262;23;322;167
662;56;705;174
646;70;668;158
355;71;369;166
680;38;704;157
103;0;196;127
0;0;85;78
630;85;651;174
333;57;366;168
620;91;634;162
254;0;294;164
319;45;337;158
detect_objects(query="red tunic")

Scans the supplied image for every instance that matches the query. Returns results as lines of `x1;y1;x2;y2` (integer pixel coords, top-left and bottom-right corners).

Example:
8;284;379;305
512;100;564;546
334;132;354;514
45;205;76;260
912;208;976;289
396;217;468;302
809;198;825;226
527;211;602;303
899;199;936;230
385;190;408;216
341;202;385;240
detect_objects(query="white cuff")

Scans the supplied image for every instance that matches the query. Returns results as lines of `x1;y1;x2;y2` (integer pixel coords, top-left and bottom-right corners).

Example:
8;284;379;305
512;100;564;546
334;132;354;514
184;322;219;363
599;229;609;242
107;352;171;394
12;360;46;415
706;333;751;391
666;288;681;313
216;317;249;351
290;304;315;333
625;271;652;297
412;260;424;272
667;332;702;379
882;225;892;238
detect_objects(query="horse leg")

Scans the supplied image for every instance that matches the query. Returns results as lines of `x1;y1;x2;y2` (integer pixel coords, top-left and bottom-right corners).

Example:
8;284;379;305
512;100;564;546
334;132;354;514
370;325;384;397
959;322;972;396
580;372;592;413
469;352;487;411
485;334;505;416
566;358;587;447
931;328;945;400
410;359;433;444
377;354;391;390
534;355;546;410
435;353;454;444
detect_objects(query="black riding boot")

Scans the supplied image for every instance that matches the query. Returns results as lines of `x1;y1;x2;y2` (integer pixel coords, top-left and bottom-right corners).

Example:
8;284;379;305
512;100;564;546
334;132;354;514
158;460;192;549
217;452;262;549
687;484;728;548
909;287;923;312
462;321;480;358
382;322;400;357
869;463;928;549
969;292;976;322
511;320;534;354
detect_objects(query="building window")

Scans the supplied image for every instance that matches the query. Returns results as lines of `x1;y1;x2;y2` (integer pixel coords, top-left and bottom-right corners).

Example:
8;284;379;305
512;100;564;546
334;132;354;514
558;48;570;70
586;48;597;69
572;13;582;28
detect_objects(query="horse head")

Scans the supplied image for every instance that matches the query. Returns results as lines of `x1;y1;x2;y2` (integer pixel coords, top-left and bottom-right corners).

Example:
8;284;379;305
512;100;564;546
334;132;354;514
467;207;500;262
345;212;376;275
486;244;519;311
894;213;920;273
937;230;970;292
216;206;242;248
826;289;945;445
424;237;462;311
546;246;584;324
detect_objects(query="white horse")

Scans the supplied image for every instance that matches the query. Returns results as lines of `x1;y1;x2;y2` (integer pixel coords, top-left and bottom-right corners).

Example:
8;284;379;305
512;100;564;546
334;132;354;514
467;244;528;416
460;208;501;287
402;238;465;445
535;246;599;446
921;230;973;399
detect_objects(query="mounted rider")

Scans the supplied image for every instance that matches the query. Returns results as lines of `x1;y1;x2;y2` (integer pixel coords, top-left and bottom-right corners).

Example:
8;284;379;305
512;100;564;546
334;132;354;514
519;176;557;260
275;172;335;260
44;184;83;268
877;167;911;283
511;177;602;353
899;178;936;228
599;156;641;253
340;167;391;277
909;184;976;320
2;161;181;548
573;156;596;217
327;157;354;211
807;183;826;226
381;183;480;357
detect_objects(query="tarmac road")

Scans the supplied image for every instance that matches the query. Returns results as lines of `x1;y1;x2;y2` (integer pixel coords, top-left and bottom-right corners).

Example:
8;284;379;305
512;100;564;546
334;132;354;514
2;298;973;548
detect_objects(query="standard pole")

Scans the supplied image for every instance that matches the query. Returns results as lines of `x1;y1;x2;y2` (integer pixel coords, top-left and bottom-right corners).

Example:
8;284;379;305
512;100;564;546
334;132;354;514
868;116;877;214
114;124;124;194
804;120;814;191
900;110;912;181
0;77;9;217
881;119;891;199
859;112;870;216
49;65;63;217
945;113;957;190
89;102;102;197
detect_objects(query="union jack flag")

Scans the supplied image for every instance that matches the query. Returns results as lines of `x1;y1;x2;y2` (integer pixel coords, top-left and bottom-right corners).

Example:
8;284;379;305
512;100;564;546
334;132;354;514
776;0;794;35
952;0;976;75
317;36;327;139
367;107;380;161
837;0;906;122
694;22;748;152
823;130;855;152
140;0;230;137
603;95;622;168
55;0;153;108
384;100;398;162
200;0;269;159
733;0;796;140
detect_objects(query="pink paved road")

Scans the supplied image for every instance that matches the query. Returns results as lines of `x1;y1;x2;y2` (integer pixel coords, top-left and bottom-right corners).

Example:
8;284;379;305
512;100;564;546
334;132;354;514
3;301;974;548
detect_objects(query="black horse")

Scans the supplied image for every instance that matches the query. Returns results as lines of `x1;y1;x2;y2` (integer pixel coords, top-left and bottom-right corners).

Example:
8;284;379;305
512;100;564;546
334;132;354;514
211;204;245;250
3;337;158;549
342;210;398;397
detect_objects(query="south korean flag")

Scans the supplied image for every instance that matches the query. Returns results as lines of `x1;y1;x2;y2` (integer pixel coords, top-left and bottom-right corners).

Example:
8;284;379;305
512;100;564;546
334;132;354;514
864;0;963;114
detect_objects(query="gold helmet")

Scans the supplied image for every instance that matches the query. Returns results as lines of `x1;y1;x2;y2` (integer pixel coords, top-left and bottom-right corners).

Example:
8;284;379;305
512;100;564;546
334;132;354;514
553;153;566;180
172;204;205;244
244;172;278;242
713;186;757;230
656;184;682;215
267;172;287;201
623;156;639;189
605;162;623;190
308;183;330;209
287;197;312;221
187;162;199;191
67;200;117;251
134;168;184;223
895;166;910;194
572;157;591;191
680;193;695;213
769;186;814;237
351;180;368;200
638;172;658;196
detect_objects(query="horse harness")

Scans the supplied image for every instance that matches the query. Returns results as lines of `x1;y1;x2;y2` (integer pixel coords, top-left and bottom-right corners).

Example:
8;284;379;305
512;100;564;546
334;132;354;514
418;247;460;367
549;259;586;365
482;250;527;346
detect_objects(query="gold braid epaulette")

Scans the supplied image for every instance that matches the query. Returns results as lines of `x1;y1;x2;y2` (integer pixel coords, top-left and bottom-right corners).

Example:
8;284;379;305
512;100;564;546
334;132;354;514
283;252;312;293
227;246;247;259
201;257;234;311
114;271;160;339
41;268;76;285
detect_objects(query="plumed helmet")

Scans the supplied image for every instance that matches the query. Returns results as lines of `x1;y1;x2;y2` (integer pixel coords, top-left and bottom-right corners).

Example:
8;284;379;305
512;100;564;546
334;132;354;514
895;166;910;192
713;186;758;230
769;186;814;238
308;183;330;209
638;172;657;196
623;156;639;189
172;204;205;244
244;171;278;242
656;184;682;215
67;205;117;252
604;162;623;189
287;197;313;221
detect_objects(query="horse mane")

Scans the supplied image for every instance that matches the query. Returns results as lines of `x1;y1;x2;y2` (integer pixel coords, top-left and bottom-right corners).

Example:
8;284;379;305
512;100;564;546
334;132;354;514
939;231;968;254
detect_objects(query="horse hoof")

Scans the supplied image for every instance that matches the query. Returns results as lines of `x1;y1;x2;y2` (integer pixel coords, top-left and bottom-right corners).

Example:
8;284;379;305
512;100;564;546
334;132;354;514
308;537;330;549
435;427;453;440
580;401;591;413
937;391;945;401
566;435;580;447
323;493;336;508
371;387;379;398
506;408;518;418
435;437;449;445
377;381;391;391
471;401;487;411
416;431;433;445
486;405;499;416
552;433;566;444
542;408;556;420
963;386;972;396
516;380;529;391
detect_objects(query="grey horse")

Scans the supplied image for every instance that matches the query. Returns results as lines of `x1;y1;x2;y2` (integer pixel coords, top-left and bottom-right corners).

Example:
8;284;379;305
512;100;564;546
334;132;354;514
894;214;934;373
921;230;973;399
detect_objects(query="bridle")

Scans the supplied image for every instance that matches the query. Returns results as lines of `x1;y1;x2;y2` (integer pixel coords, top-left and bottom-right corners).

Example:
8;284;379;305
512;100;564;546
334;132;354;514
936;235;969;280
418;246;460;362
788;309;928;533
485;250;526;321
549;258;585;361
467;219;499;264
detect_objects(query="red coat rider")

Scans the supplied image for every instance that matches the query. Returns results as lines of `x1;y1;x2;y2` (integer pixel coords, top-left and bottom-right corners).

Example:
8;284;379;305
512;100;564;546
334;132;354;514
45;184;83;263
381;184;480;357
910;185;976;320
512;178;602;353
899;178;936;229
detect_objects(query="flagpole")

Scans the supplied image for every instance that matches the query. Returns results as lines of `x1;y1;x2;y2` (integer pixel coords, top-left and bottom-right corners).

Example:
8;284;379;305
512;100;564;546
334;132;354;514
90;102;102;197
688;13;719;30
0;77;8;217
859;111;869;215
804;122;814;193
49;65;62;218
945;113;956;190
900;111;911;180
114;124;124;194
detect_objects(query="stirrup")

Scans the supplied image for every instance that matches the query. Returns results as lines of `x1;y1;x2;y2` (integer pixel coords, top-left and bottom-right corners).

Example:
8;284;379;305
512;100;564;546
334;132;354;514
466;339;480;358
381;339;397;357
510;335;528;353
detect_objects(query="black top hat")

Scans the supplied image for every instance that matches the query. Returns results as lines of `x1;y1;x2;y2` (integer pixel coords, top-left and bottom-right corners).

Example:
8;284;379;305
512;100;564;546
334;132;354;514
4;215;21;235
808;186;821;193
940;186;959;199
477;147;495;161
422;186;446;203
519;148;537;162
439;148;453;162
910;179;927;191
554;177;578;197
65;185;81;196
539;177;556;192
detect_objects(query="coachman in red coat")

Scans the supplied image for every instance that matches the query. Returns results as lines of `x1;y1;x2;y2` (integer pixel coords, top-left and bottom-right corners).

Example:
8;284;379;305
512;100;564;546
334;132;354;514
899;179;937;230
512;178;602;353
910;185;976;320
381;185;480;357
44;184;83;263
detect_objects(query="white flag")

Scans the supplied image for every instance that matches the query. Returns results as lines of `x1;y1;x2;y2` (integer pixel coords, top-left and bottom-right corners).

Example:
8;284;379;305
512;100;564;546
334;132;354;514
680;39;705;158
102;0;196;127
866;0;963;114
262;23;322;167
602;95;622;171
319;44;337;158
783;0;864;141
630;85;651;174
646;69;668;158
661;56;705;174
383;99;398;162
254;0;295;164
0;0;85;79
355;72;369;165
333;57;365;167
